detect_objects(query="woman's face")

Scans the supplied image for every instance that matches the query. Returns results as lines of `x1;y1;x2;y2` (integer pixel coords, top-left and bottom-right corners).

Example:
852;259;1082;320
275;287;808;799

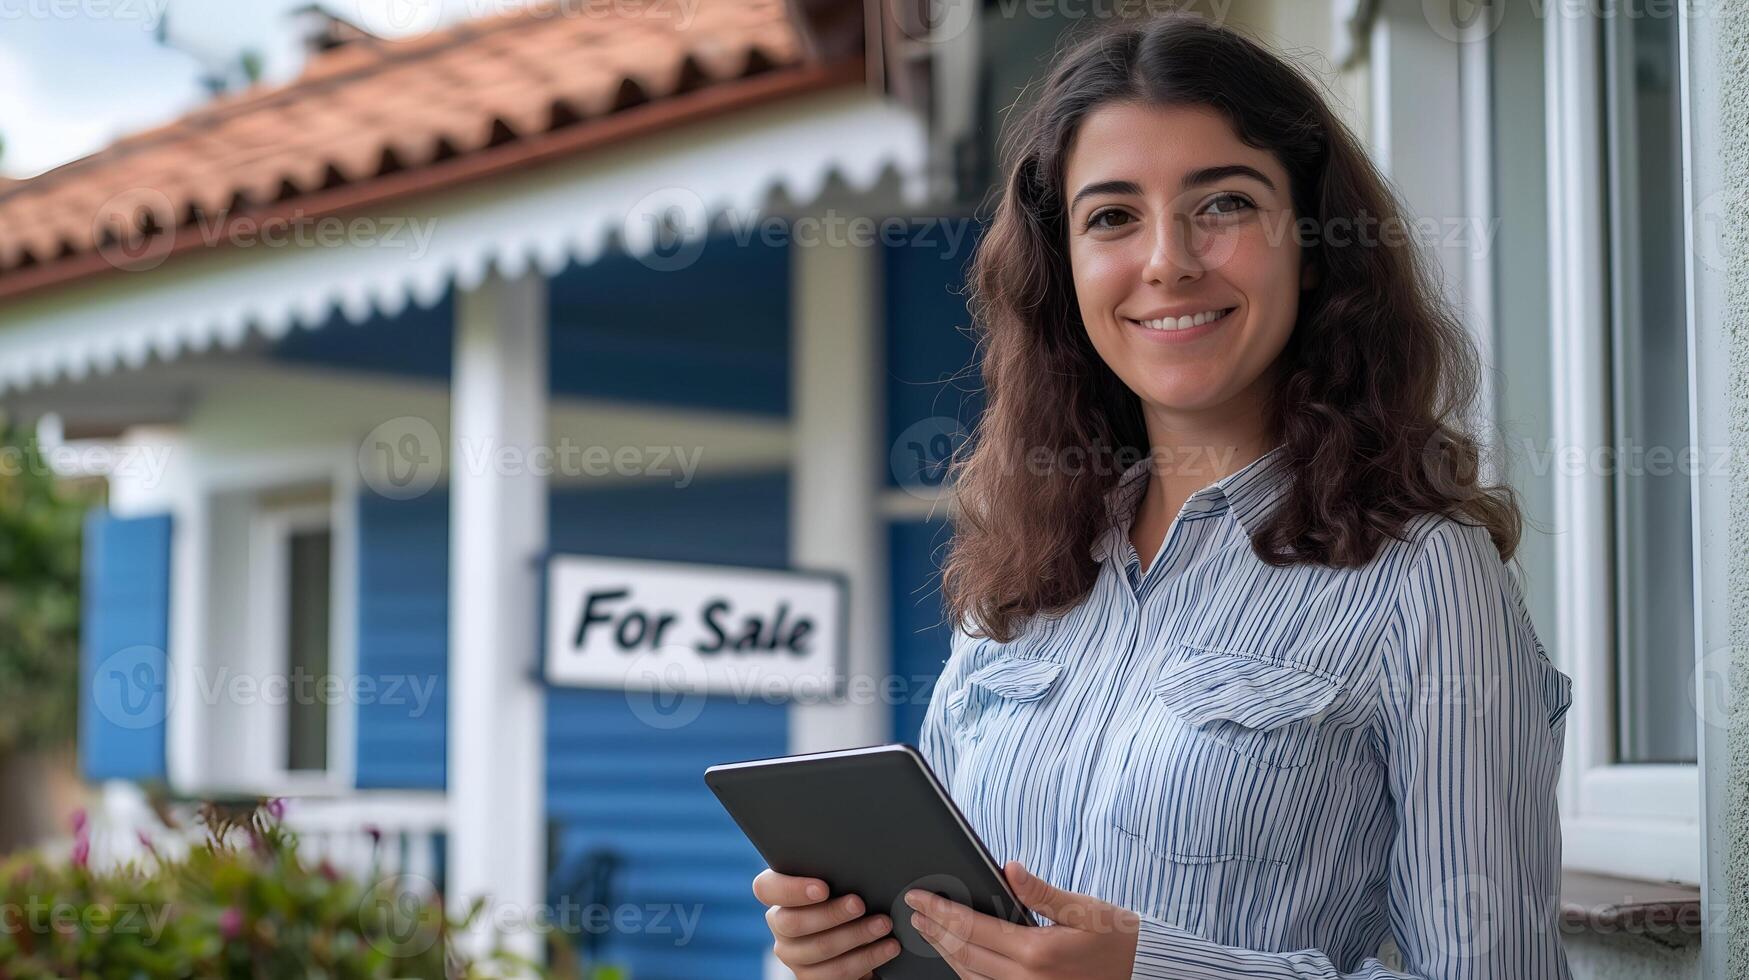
1063;101;1310;424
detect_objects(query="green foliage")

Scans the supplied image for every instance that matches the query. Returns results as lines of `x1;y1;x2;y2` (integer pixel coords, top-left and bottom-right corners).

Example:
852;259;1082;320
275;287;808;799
0;424;92;752
0;799;546;979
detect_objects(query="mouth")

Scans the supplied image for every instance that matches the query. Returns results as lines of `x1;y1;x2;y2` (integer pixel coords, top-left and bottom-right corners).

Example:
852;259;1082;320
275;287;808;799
1123;306;1237;339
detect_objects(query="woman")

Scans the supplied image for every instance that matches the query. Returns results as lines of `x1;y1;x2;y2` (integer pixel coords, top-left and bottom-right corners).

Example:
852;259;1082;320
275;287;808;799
753;12;1574;979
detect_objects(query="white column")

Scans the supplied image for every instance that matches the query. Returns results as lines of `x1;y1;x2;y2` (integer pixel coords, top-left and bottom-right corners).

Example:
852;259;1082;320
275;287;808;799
788;231;888;754
448;271;548;961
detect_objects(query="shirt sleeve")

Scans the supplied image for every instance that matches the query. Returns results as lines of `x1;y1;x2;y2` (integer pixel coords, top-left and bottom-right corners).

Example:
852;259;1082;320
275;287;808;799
1129;519;1575;980
916;619;980;790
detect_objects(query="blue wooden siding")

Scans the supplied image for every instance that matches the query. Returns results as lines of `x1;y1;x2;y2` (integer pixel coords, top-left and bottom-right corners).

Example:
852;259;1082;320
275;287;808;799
79;511;172;782
883;219;988;490
354;491;450;789
547;237;790;416
270;237;791;420
888;518;955;745
545;473;790;980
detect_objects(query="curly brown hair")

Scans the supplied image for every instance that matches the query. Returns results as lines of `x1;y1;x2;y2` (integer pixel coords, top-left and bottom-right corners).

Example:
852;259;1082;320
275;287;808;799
941;12;1522;643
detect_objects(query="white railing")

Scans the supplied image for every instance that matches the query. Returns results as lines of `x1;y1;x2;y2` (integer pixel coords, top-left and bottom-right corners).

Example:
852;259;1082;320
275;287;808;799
78;781;447;894
282;792;448;889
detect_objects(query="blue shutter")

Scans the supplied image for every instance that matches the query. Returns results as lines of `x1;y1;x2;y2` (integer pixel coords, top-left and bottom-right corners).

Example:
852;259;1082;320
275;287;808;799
79;511;172;782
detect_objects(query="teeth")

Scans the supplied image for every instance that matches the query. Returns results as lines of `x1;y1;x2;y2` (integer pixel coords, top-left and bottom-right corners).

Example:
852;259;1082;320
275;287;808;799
1136;308;1232;331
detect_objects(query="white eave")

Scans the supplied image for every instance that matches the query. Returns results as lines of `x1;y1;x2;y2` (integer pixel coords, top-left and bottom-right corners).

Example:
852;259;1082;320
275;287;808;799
0;87;928;395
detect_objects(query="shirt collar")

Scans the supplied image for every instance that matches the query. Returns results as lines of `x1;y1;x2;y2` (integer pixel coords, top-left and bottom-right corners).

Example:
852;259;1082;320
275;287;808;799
1089;443;1292;563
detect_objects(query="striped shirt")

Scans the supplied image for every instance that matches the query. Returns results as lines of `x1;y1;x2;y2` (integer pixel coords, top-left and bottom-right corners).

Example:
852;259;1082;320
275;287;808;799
917;444;1575;979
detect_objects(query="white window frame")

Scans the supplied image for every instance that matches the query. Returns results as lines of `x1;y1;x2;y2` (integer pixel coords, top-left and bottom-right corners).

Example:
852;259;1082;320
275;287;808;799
167;446;360;798
1545;4;1700;885
248;501;340;793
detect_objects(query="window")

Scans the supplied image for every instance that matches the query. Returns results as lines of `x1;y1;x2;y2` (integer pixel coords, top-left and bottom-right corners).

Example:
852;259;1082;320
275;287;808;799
248;499;340;788
1602;5;1693;766
185;473;356;798
1521;4;1702;883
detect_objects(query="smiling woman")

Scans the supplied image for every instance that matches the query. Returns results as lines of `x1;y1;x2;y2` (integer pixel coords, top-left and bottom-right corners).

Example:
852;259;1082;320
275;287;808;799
751;11;1574;980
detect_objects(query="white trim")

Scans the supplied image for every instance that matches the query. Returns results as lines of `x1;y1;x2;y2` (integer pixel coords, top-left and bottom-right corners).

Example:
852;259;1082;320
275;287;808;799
1544;1;1701;885
788;225;888;753
1676;0;1733;970
247;500;349;794
167;445;362;797
446;271;547;961
1367;0;1490;439
1459;12;1497;477
0;88;927;395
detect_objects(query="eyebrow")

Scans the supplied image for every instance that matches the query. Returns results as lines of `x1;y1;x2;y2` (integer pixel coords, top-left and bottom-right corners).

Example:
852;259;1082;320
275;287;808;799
1068;165;1277;213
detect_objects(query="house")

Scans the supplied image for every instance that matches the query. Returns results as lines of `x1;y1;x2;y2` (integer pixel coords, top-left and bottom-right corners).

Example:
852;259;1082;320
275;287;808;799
0;1;1741;978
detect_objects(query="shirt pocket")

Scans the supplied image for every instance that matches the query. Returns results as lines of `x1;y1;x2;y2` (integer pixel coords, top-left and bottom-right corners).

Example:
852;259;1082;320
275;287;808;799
1110;648;1342;866
945;657;1066;746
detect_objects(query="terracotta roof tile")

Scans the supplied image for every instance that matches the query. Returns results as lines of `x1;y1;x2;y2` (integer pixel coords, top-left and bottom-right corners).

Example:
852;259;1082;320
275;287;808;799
0;0;830;290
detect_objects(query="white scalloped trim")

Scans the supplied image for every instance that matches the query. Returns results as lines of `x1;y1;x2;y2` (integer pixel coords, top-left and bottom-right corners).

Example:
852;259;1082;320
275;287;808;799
0;89;927;395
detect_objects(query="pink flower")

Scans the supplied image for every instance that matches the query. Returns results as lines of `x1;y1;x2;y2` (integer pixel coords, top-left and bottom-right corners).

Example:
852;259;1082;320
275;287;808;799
70;837;89;869
317;859;340;882
219;906;243;940
363;824;383;848
69;808;87;836
265;798;286;822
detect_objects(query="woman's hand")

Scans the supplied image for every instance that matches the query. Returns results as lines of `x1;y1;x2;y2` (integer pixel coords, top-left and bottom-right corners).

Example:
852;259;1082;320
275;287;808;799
752;867;901;979
904;861;1142;979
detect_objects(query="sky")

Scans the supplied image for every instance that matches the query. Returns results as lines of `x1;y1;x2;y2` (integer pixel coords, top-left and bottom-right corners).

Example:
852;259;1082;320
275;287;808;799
0;0;534;177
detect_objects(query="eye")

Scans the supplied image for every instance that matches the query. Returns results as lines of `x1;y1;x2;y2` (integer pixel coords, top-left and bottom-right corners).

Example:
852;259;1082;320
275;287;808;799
1203;193;1256;217
1084;207;1132;231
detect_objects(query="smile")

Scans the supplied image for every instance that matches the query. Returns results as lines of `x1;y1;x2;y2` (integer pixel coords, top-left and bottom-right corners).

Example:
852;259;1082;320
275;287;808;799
1127;307;1236;332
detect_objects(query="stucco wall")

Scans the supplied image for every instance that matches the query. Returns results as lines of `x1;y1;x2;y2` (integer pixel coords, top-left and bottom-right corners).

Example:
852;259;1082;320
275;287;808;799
1712;0;1748;973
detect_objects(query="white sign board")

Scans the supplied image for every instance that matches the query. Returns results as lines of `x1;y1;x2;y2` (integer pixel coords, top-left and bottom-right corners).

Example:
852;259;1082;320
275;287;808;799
543;554;847;700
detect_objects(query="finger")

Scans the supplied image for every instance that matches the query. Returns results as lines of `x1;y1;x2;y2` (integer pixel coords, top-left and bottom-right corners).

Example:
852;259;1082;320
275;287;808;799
904;889;1030;958
912;911;1017;978
793;934;903;980
777;912;896;968
918;924;998;980
753;868;831;907
1004;861;1133;933
768;892;870;938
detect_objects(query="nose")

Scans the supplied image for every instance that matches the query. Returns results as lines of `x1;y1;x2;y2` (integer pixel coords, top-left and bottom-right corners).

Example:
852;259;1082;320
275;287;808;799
1142;211;1205;286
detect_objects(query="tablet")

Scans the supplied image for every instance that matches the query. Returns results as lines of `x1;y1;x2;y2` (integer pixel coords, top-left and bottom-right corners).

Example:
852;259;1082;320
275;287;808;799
705;742;1035;979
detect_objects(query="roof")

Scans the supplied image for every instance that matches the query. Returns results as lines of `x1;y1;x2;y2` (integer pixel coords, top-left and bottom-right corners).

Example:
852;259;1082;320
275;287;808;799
0;0;855;299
